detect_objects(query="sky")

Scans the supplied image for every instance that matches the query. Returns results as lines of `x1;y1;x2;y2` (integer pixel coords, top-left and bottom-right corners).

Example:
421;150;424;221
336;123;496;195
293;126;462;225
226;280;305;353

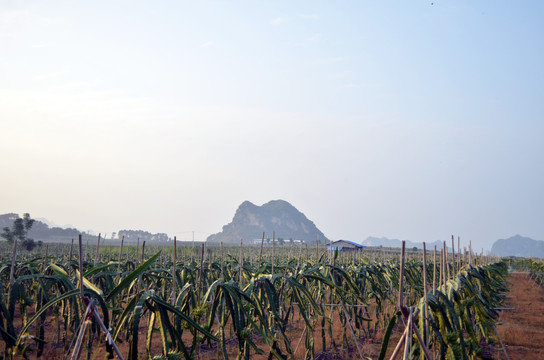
1;1;543;250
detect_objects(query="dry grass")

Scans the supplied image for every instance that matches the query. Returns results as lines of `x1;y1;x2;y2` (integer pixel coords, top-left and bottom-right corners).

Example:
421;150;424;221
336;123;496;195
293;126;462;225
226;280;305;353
493;272;544;360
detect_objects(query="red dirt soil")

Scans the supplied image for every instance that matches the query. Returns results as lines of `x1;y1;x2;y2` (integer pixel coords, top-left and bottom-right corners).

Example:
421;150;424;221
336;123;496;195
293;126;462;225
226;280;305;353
492;272;544;360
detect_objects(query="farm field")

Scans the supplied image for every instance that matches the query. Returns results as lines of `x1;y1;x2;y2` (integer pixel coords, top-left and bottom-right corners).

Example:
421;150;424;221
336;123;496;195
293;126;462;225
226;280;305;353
1;237;542;360
32;271;544;360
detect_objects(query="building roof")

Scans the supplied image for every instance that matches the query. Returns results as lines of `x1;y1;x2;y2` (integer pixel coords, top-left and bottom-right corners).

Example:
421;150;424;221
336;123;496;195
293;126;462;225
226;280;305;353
330;240;365;248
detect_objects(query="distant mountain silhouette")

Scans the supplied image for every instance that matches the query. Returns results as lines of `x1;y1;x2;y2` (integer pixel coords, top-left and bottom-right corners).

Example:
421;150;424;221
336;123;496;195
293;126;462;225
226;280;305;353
0;213;81;241
490;235;544;258
206;200;329;244
0;213;168;243
362;236;443;250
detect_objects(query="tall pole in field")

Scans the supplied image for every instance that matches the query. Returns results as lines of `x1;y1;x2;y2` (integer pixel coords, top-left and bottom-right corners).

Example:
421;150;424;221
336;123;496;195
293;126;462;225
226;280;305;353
258;232;265;265
469;241;472;266
78;234;84;301
272;232;275;275
451;235;455;274
220;241;224;280
457;236;461;270
298;242;303;269
141;241;146;264
70;238;74;264
422;242;428;345
433;245;437;294
442;241;447;291
43;244;48;269
136;241;145;294
192;231;195;264
73;233;126;360
119;236;124;263
315;237;319;262
239;239;243;285
173;236;177;298
200;243;205;295
73;234;89;360
95;233;101;266
398;241;406;311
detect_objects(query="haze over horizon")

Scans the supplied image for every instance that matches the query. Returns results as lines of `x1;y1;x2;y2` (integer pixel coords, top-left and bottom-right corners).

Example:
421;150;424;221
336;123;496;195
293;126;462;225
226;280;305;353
2;1;543;250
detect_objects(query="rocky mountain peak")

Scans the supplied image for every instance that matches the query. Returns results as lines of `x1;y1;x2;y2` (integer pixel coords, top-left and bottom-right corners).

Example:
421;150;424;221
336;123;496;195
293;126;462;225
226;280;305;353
207;200;329;244
490;235;544;258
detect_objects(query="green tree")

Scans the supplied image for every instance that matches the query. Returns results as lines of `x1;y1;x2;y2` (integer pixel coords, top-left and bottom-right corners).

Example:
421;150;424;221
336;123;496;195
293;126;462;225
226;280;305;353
1;213;36;251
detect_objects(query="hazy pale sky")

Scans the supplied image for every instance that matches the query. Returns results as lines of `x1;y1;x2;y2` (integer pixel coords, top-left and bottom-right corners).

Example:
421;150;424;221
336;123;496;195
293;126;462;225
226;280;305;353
1;1;543;249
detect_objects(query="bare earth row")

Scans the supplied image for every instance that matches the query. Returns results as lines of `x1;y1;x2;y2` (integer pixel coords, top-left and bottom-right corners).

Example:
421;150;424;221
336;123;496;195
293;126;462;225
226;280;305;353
494;272;544;360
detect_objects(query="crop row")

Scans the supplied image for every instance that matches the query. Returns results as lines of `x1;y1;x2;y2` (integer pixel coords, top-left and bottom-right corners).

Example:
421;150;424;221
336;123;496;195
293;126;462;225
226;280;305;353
0;238;508;360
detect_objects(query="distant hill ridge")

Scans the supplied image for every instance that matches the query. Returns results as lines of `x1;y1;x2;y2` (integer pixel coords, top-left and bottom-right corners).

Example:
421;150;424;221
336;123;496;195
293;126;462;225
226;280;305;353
0;213;170;243
490;235;544;258
0;213;81;241
206;200;329;244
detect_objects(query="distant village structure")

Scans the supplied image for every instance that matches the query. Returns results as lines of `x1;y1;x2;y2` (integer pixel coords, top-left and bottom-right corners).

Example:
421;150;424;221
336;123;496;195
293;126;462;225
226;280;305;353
328;240;365;252
252;238;304;245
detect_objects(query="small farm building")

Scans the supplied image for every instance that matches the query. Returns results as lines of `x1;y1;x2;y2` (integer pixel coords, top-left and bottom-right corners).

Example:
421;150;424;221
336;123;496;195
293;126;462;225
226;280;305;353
328;240;365;252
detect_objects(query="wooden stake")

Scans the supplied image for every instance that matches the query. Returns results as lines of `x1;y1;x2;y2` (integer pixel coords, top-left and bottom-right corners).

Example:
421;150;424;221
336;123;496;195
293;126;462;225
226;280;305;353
444;240;450;283
297;242;302;270
469;241;472;266
433;245;437;294
258;232;265;265
192;231;195;264
272;232;275;275
403;308;412;359
70;238;74;264
200;242;205;294
173;236;177;298
220;241;224;280
389;322;409;360
95;233;101;265
78;235;84;301
442;241;447;290
43;244;48;269
141;240;146;265
422;242;428;345
399;241;406;311
411;316;432;360
119;235;124;263
315;237;319;262
451;235;455;274
457;236;461;270
239;239;243;285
